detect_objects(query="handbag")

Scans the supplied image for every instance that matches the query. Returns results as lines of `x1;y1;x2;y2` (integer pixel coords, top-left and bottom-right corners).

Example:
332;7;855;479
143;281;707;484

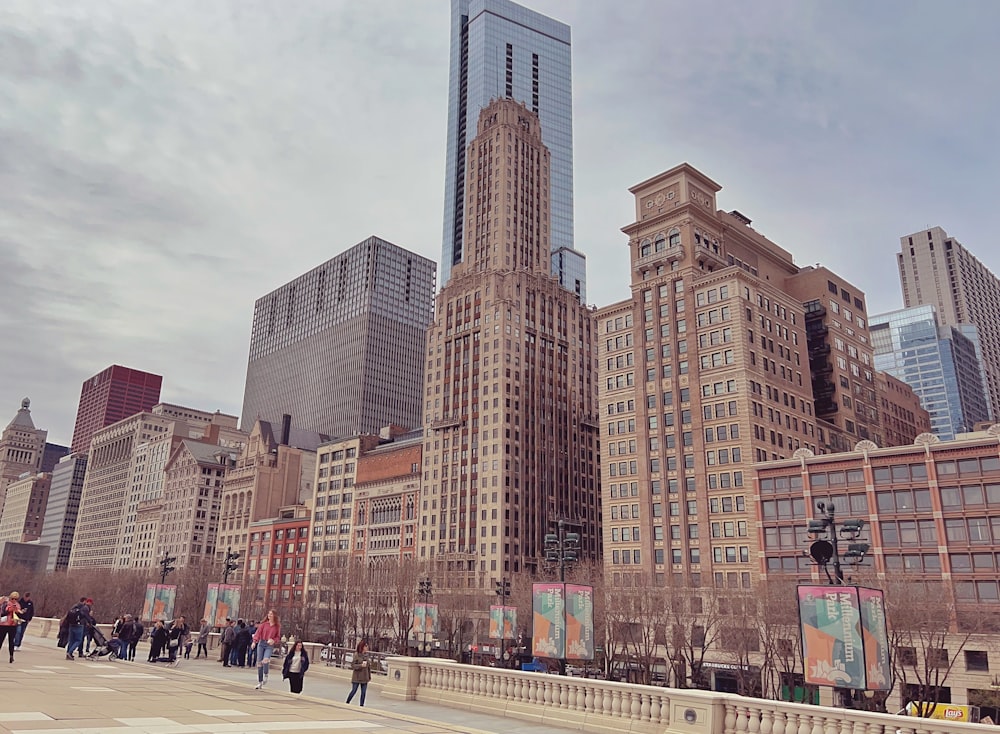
168;639;180;649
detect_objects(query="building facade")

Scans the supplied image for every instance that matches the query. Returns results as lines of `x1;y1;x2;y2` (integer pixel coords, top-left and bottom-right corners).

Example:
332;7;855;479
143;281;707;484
240;236;435;439
442;0;584;301
36;453;87;572
70;365;162;454
597;163;903;590
0;399;47;511
246;507;311;624
898;227;1000;420
0;472;50;544
216;419;322;579
871;305;991;440
420;98;601;591
876;370;931;447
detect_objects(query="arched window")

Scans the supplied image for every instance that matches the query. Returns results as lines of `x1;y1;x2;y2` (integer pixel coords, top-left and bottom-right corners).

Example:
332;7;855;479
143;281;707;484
654;234;666;252
668;228;681;247
640;238;652;257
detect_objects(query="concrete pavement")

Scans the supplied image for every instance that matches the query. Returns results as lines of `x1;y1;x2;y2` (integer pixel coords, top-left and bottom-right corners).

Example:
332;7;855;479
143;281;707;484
0;632;579;734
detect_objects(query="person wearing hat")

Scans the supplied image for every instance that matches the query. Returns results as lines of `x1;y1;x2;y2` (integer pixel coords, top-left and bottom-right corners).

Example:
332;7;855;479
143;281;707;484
0;592;23;663
12;592;33;649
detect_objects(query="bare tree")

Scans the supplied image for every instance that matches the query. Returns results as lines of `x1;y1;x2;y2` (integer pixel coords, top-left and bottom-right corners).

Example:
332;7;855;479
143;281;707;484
666;584;727;689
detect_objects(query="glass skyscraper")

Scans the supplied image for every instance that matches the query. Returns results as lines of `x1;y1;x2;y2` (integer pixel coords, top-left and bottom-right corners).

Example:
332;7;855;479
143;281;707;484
442;0;585;301
870;305;991;440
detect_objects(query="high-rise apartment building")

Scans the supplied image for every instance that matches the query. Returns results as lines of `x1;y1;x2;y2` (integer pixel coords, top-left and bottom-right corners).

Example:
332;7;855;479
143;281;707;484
68;404;236;570
420;98;601;589
240;236;435;439
0;398;47;510
70;365;162;454
598;163;888;590
35;453;88;572
898;227;1000;419
871;305;991;440
0;472;50;544
442;0;585;301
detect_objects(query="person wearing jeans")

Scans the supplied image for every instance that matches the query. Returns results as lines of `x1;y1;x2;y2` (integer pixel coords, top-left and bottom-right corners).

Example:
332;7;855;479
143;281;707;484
252;610;280;689
346;640;371;706
13;592;33;648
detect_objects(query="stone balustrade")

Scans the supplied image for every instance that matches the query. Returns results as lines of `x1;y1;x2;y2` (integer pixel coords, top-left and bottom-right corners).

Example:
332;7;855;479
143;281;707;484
382;656;987;734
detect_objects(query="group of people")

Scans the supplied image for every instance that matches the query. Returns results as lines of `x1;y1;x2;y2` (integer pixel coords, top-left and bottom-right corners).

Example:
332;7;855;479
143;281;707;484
7;595;373;704
0;591;35;663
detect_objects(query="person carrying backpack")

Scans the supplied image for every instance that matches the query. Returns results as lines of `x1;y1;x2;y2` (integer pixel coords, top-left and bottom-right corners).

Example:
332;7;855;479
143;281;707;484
65;597;95;661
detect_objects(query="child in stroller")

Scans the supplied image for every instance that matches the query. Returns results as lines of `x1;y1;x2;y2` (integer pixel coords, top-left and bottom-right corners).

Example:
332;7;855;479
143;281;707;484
85;625;125;660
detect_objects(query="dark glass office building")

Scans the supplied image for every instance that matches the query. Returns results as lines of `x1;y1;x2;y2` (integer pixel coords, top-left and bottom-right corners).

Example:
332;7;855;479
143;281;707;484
240;236;436;439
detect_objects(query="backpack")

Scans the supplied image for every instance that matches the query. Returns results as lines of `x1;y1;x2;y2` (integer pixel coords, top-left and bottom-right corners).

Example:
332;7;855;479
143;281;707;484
68;604;84;626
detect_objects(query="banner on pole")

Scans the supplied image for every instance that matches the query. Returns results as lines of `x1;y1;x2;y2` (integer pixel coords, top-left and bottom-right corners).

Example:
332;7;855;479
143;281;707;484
141;584;176;622
798;585;880;689
532;582;565;658
566;584;595;660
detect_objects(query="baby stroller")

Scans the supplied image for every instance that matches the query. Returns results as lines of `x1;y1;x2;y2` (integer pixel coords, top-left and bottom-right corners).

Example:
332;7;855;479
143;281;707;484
86;625;124;661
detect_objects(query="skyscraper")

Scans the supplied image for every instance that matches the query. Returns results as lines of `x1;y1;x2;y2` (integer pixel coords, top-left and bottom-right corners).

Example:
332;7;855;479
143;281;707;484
0;398;47;510
442;0;585;300
897;227;1000;420
597;163;881;589
239;236;436;439
419;98;601;588
70;365;162;454
870;305;991;440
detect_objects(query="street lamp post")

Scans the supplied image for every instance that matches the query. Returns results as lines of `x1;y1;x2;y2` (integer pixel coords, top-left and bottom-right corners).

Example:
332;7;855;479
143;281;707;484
806;501;869;585
544;518;579;675
222;546;241;584
417;579;432;657
159;551;177;585
494;577;511;665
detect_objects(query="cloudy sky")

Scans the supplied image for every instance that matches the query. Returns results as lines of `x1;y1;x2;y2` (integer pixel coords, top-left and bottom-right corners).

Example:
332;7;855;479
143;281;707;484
2;1;998;445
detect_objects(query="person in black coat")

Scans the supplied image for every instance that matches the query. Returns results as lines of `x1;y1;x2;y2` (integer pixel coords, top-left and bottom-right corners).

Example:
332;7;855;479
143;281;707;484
148;620;168;662
234;620;252;667
128;618;144;661
281;640;310;694
13;592;34;648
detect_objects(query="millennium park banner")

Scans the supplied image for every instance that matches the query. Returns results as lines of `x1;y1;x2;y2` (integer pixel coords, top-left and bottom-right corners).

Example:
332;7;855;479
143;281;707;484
412;603;439;637
489;605;518;640
798;585;891;690
532;583;595;661
141;584;176;622
203;584;242;627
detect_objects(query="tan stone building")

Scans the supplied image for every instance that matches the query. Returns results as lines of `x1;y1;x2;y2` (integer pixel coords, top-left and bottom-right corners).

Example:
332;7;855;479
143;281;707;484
216;418;322;581
0;471;50;544
0;399;47;514
598;163;894;589
898;227;1000;419
417;98;600;591
69;404;238;571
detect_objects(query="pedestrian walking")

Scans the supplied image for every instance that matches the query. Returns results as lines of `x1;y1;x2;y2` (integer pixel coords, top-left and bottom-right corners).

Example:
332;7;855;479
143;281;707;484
0;592;23;663
281;640;310;694
65;597;95;660
127;617;144;661
195;619;211;659
251;609;281;689
82;598;96;654
12;592;33;649
345;640;371;706
220;618;236;667
148;620;168;661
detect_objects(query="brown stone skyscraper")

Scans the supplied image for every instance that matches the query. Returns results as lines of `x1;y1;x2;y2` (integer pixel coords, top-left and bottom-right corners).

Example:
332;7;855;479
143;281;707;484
70;365;162;454
418;99;600;590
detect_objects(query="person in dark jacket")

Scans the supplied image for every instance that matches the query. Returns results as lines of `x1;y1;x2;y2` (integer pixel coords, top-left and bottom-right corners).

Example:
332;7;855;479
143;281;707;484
166;617;188;662
65;597;95;660
234;620;252;667
127;617;144;661
219;618;236;666
13;592;34;649
281;640;310;693
148;620;168;662
345;640;372;706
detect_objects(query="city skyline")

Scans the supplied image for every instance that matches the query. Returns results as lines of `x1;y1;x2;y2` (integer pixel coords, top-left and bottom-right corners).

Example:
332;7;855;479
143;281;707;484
3;0;1000;444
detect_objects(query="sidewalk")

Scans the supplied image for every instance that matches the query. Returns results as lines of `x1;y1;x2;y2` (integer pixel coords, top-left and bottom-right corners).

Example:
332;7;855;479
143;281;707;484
0;632;578;734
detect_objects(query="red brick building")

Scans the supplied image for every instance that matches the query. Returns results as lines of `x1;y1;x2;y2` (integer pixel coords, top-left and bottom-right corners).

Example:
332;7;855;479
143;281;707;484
70;365;162;454
247;506;311;625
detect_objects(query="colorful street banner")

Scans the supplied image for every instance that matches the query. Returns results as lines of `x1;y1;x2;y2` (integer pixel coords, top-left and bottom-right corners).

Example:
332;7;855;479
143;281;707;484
489;605;518;639
203;584;241;627
798;585;865;689
858;587;892;691
532;582;565;658
141;584;177;622
566;584;595;660
412;603;439;637
203;584;219;626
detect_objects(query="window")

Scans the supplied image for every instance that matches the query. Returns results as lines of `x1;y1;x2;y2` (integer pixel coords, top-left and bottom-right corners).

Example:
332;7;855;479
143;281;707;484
965;650;989;672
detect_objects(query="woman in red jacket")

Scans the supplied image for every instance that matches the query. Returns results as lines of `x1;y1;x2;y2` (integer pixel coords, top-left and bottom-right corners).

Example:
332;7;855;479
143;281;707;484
251;609;280;689
0;591;23;663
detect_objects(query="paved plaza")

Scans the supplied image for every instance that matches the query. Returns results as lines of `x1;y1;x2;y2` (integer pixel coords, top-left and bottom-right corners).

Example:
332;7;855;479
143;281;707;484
0;633;577;734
